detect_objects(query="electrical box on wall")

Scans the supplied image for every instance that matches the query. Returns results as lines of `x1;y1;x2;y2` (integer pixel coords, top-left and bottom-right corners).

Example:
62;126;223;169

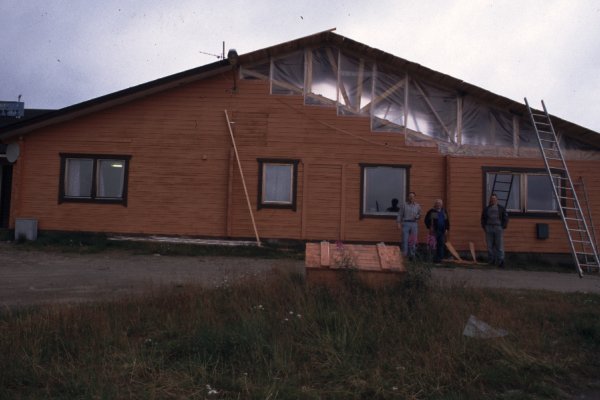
536;223;549;240
15;218;38;241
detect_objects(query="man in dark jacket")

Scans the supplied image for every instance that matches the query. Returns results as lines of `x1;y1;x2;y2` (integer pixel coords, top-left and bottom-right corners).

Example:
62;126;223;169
424;199;450;263
481;193;509;267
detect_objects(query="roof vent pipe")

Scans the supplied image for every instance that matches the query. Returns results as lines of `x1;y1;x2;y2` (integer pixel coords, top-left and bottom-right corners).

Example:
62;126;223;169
227;49;239;66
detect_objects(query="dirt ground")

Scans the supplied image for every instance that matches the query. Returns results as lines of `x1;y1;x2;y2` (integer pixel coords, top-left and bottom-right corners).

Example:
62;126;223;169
1;242;600;307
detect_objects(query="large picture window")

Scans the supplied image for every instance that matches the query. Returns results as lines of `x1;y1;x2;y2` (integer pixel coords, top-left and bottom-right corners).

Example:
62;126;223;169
484;167;561;216
59;154;131;205
257;159;298;210
361;164;408;218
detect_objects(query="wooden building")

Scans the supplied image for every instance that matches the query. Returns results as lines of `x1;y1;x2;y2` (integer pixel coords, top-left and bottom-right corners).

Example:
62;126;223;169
1;30;599;256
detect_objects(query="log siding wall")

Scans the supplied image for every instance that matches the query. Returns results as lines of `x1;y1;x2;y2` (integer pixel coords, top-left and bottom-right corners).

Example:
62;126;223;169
8;75;600;253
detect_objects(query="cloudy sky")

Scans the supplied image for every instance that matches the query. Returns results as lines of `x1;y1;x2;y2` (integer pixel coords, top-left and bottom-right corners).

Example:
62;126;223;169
1;0;600;132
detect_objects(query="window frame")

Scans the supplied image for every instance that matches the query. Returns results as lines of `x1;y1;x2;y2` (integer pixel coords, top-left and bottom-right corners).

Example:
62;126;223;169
59;153;131;206
360;163;410;219
482;166;563;218
257;158;299;211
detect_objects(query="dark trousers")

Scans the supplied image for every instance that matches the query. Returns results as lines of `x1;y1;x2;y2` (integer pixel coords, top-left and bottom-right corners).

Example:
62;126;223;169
434;231;446;262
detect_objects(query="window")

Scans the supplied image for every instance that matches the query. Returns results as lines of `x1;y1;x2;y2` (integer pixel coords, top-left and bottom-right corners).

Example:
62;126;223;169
361;164;408;217
59;154;131;205
257;159;298;210
484;168;561;216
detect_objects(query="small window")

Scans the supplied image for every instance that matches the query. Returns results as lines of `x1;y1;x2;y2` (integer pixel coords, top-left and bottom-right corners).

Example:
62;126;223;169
484;168;560;216
361;164;408;217
59;154;131;205
257;159;298;210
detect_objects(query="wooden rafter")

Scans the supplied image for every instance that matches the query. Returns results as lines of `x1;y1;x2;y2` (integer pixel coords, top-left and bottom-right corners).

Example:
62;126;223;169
360;78;405;113
325;47;351;106
413;80;453;142
356;59;365;111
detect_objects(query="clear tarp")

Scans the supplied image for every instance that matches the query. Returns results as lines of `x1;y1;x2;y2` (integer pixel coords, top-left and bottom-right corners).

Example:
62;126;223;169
271;51;304;95
305;47;338;105
240;60;270;80
406;79;457;145
240;46;599;159
338;52;373;116
462;96;513;147
371;68;405;132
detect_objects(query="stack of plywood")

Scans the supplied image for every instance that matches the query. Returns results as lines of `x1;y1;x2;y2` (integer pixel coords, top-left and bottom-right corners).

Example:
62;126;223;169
305;241;405;287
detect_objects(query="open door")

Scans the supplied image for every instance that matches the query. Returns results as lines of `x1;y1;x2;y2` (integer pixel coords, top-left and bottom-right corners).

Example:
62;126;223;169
0;163;12;228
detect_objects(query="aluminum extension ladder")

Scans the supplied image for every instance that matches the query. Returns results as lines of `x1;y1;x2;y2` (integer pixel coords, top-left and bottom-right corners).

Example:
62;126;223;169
574;176;600;254
524;98;600;277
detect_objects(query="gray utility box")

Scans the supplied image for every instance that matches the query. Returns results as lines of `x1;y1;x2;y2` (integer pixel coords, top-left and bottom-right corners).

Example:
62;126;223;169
15;218;38;241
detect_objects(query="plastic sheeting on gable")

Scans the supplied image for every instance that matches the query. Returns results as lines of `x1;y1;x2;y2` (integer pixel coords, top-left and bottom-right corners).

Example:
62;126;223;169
371;68;405;132
240;60;270;80
461;96;513;147
407;79;457;143
271;51;304;95
337;53;373;116
240;47;599;159
305;47;338;105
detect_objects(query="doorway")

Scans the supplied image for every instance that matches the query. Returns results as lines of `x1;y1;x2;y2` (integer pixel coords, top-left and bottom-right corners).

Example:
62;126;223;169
0;164;12;228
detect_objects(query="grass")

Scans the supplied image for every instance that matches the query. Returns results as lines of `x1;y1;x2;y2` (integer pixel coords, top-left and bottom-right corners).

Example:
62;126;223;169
1;265;599;399
12;230;305;259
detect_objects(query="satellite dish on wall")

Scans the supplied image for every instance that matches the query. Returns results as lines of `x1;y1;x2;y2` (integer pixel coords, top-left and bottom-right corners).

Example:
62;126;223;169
6;143;20;163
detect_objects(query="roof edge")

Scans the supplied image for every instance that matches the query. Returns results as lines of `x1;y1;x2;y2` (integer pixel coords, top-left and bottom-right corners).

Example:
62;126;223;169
0;58;231;141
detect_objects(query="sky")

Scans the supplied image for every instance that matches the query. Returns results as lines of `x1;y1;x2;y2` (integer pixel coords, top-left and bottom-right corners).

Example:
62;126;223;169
1;0;600;132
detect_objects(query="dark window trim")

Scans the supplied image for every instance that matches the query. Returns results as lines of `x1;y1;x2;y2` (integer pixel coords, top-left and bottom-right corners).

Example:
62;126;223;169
59;153;131;206
360;163;411;220
482;166;563;218
257;158;299;211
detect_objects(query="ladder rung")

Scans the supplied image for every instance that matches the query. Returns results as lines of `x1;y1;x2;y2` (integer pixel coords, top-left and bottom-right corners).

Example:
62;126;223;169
539;138;557;143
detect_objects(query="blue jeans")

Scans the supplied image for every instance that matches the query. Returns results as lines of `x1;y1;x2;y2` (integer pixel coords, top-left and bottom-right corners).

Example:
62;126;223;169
485;225;504;264
402;221;418;258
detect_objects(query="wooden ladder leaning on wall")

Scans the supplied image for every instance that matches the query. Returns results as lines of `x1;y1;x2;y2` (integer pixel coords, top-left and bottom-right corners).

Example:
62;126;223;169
524;98;600;277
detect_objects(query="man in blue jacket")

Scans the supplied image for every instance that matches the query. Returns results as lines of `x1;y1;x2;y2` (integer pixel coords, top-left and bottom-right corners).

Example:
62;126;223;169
424;199;450;263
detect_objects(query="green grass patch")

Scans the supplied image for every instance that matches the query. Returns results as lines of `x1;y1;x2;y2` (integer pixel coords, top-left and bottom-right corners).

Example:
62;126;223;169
1;267;598;399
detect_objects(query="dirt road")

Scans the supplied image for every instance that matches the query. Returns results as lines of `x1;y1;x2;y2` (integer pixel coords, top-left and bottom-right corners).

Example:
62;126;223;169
0;244;303;307
1;243;599;307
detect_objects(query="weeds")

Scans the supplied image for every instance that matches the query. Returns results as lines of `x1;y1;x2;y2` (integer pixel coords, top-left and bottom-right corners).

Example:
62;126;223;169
1;269;598;399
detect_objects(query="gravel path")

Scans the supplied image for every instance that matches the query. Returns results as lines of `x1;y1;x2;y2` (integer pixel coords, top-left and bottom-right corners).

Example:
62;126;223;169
1;243;599;307
432;266;600;294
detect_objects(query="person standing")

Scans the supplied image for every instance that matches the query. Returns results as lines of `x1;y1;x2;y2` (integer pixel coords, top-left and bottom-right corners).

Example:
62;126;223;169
396;192;421;260
481;193;509;268
424;199;450;263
